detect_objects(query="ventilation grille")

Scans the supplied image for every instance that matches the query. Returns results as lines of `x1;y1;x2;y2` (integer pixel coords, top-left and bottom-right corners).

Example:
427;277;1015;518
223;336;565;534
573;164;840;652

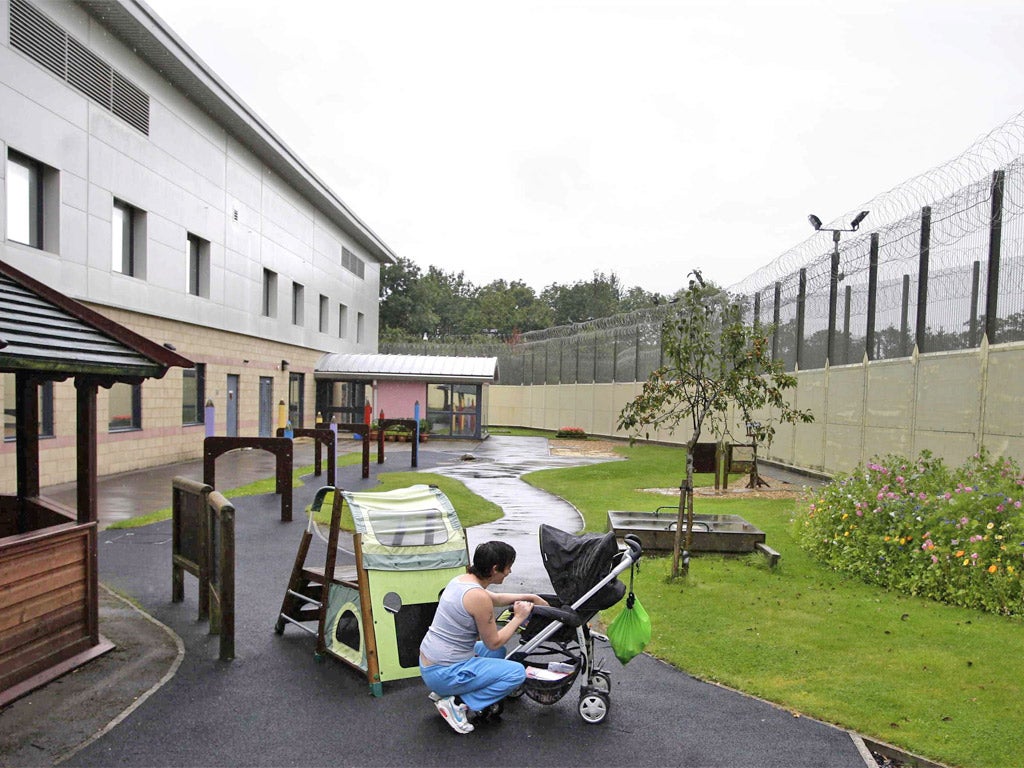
342;247;365;279
9;0;150;135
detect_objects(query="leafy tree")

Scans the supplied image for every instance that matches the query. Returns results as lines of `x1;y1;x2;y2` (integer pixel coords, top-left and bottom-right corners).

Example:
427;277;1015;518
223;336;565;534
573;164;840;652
618;272;813;577
473;279;553;336
541;271;624;325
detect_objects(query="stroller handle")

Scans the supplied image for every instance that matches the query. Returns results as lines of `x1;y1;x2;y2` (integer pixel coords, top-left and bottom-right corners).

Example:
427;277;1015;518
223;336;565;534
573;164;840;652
623;534;643;564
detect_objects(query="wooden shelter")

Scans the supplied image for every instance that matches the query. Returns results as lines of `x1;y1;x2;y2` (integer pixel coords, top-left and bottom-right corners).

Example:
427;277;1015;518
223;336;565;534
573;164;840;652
0;260;192;705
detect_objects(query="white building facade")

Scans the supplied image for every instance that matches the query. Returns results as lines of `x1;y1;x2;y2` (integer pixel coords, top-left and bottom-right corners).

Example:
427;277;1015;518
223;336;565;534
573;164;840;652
1;0;396;489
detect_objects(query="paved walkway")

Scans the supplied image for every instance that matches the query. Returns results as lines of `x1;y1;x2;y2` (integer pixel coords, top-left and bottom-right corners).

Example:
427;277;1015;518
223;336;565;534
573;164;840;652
2;436;871;768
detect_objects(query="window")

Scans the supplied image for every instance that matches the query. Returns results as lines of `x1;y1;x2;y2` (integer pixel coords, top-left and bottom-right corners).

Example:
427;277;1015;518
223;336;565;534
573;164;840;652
342;247;365;279
262;268;278;317
427;383;481;437
108;382;141;431
6;149;57;251
292;282;304;326
187;233;210;297
182;364;206;425
319;294;329;333
112;198;146;278
288;372;304;428
356;312;365;343
3;375;54;442
338;303;348;339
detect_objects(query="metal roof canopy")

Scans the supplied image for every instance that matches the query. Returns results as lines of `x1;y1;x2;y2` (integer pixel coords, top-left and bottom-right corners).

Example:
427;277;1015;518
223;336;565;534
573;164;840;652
315;353;498;383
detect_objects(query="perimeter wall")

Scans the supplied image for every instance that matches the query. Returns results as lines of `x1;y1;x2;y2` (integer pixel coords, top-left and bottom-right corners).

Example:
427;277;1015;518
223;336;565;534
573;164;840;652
488;339;1024;477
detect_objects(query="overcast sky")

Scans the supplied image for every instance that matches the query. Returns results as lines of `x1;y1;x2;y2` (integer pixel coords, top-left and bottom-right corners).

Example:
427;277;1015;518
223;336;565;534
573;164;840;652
146;0;1024;295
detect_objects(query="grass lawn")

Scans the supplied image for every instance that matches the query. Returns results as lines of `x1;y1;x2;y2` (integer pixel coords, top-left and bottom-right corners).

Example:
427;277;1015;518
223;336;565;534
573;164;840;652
106;450;375;530
525;443;1024;768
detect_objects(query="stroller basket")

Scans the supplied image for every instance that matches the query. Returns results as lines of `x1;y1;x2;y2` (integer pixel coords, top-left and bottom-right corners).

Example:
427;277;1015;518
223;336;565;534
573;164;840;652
522;660;580;704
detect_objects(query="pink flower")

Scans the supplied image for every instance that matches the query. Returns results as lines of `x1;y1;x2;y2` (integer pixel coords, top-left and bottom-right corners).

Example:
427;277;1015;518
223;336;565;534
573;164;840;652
931;555;939;564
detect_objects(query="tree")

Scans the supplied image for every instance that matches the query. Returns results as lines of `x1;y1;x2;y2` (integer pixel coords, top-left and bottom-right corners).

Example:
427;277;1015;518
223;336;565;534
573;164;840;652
617;272;813;577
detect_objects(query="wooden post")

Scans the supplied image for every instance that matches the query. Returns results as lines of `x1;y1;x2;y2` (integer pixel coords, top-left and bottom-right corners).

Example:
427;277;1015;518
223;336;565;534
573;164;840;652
353;533;382;696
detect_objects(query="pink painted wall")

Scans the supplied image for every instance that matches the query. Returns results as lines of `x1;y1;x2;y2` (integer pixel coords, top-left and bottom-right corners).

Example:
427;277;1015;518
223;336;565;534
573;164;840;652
376;381;425;421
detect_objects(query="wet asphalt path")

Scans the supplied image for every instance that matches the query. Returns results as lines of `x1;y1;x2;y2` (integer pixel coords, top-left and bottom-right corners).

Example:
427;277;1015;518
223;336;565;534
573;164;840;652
430;436;617;596
63;437;868;768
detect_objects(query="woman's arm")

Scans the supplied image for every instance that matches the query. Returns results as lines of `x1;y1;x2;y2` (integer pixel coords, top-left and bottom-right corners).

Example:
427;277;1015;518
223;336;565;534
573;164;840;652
465;589;534;650
487;592;549;608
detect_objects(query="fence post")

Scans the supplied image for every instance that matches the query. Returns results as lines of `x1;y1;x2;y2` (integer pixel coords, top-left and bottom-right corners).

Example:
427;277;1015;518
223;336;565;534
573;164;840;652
900;275;911;357
916;206;931;353
843;285;852;364
866;233;879;360
796;269;807;370
969;260;981;347
772;281;781;363
985;169;1005;343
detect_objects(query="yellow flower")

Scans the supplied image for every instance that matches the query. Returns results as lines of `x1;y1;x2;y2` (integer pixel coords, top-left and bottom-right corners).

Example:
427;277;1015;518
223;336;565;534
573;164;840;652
841;513;848;520
987;522;995;530
1009;566;1016;575
963;558;971;566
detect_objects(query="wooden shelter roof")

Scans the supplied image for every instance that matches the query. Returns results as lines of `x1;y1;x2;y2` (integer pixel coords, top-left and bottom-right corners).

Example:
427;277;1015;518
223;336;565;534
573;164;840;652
0;260;193;379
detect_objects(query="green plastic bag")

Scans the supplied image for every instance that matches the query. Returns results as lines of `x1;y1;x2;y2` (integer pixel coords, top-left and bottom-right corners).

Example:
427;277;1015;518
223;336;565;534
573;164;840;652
606;593;651;665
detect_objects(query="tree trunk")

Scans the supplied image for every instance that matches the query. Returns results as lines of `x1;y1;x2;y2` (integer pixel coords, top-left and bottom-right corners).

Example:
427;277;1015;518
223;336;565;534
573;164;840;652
671;445;696;578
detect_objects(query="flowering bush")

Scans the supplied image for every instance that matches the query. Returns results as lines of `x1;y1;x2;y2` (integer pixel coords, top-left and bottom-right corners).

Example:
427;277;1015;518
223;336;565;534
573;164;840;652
555;426;587;438
794;449;1024;616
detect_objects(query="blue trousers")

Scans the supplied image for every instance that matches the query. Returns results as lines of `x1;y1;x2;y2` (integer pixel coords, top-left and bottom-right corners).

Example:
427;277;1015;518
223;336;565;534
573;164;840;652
420;641;526;711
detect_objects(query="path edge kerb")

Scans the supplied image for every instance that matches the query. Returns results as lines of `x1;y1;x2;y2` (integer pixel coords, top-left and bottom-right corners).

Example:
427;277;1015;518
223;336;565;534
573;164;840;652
54;584;186;766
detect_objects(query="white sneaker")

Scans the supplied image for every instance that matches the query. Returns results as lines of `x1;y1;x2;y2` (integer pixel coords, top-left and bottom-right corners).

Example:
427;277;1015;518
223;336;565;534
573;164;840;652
427;691;441;702
434;695;474;734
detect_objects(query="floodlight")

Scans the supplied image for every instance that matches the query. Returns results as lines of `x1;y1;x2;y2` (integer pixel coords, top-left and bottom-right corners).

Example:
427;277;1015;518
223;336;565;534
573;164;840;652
850;210;870;230
808;214;822;230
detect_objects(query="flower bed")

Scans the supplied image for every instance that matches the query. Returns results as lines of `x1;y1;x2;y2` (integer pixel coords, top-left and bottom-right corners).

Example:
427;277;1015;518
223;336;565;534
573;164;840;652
794;449;1024;616
555;426;587;439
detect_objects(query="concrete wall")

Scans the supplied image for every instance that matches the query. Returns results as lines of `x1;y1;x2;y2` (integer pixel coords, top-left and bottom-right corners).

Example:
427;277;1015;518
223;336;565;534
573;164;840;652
489;340;1024;476
0;0;388;490
1;0;382;351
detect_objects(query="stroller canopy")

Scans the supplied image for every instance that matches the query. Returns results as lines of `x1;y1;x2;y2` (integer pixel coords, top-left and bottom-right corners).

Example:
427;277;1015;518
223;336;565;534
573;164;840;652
539;524;626;611
341;484;469;571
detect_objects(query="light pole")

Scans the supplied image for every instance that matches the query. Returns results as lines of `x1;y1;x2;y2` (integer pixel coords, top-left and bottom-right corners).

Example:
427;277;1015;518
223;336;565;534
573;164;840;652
807;210;869;364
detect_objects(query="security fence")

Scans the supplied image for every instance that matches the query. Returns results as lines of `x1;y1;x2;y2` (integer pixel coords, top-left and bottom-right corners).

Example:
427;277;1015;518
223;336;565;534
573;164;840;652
385;115;1024;383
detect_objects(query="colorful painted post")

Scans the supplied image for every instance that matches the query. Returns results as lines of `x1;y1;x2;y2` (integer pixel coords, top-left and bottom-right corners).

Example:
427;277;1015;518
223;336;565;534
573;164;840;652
205;398;215;437
278;399;287;431
414;400;420;441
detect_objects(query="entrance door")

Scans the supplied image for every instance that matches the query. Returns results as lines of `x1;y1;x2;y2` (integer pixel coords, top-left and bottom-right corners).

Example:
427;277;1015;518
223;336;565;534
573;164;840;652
259;376;274;437
226;374;239;437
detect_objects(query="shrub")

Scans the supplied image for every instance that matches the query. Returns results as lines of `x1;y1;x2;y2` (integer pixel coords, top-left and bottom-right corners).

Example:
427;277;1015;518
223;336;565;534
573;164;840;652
555;426;587;438
794;449;1024;616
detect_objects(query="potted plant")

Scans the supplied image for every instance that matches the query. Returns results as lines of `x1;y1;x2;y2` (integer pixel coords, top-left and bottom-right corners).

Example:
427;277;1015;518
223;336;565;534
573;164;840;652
418;419;431;443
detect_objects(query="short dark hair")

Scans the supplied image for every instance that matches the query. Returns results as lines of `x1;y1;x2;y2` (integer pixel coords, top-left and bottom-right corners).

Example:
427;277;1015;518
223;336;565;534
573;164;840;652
468;541;516;578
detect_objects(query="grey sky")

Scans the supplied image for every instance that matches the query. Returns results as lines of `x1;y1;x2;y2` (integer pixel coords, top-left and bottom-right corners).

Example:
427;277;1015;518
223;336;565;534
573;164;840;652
146;0;1024;294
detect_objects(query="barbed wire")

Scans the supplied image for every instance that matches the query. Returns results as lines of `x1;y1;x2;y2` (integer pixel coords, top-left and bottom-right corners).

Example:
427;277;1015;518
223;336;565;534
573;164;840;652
729;109;1024;296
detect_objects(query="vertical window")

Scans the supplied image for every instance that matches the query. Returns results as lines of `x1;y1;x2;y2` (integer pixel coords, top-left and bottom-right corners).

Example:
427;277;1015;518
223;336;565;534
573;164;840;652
319;294;329;333
112;198;146;277
3;375;54;441
108;382;142;431
182;364;206;425
356;312;365;343
6;151;42;247
338;303;348;339
187;233;210;297
342;247;365;278
292;282;304;326
262;268;278;317
288;372;304;428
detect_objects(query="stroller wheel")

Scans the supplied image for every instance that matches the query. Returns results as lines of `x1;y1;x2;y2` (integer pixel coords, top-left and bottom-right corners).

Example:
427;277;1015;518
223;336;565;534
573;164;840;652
578;691;610;724
588;671;611;694
506;683;525;700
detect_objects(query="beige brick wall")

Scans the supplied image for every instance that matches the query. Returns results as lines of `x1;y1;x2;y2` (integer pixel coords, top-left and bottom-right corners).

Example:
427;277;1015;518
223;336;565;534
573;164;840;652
1;305;326;492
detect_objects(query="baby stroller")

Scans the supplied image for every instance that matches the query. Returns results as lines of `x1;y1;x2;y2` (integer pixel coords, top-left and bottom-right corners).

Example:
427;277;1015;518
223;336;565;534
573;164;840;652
502;524;643;724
